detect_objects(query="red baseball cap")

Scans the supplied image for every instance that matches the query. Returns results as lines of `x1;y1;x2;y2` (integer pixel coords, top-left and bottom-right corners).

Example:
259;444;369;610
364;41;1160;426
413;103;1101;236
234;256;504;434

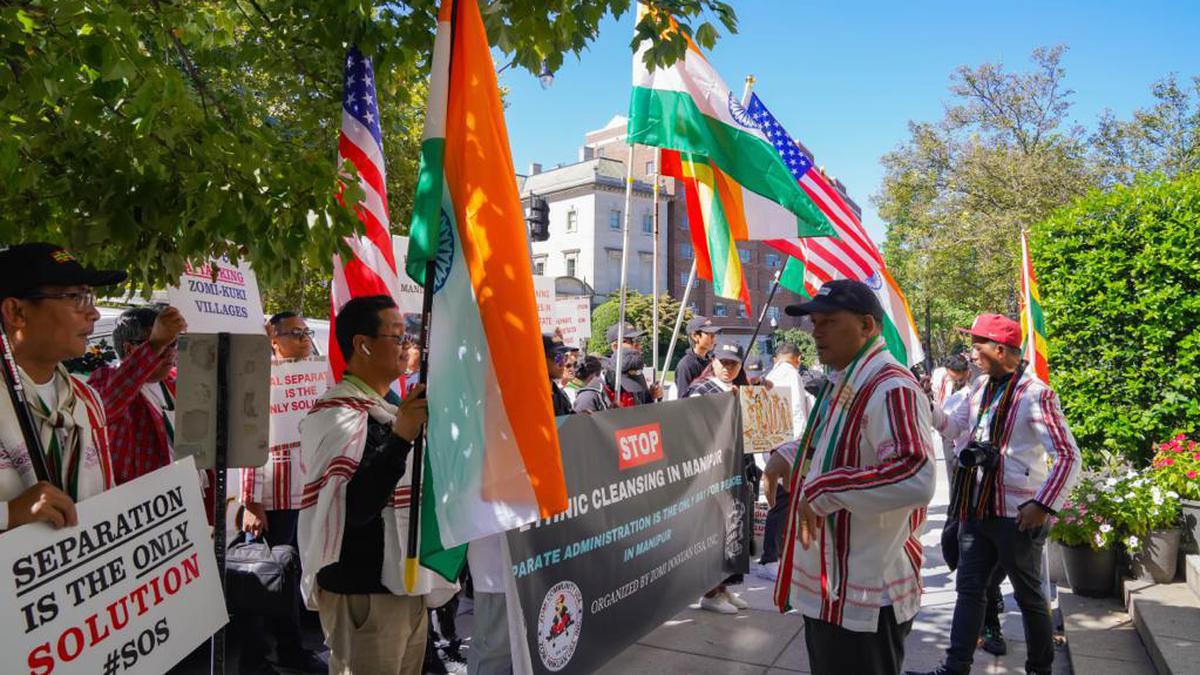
958;313;1021;348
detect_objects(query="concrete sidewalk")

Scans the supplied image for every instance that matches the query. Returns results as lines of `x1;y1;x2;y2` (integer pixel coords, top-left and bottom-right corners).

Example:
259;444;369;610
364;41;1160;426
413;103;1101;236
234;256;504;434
589;456;1072;674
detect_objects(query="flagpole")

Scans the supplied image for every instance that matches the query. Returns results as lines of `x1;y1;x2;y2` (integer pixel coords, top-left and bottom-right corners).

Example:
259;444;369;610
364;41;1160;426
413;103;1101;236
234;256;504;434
614;143;636;403
660;258;698;384
404;257;436;593
739;268;781;372
651;148;662;384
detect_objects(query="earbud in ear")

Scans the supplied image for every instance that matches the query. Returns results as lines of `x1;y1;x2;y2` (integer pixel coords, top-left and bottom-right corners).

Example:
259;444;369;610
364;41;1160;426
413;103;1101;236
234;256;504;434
362;345;372;356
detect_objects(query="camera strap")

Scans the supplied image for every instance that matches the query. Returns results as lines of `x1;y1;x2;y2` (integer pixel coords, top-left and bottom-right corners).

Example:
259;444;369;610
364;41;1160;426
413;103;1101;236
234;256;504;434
952;362;1027;520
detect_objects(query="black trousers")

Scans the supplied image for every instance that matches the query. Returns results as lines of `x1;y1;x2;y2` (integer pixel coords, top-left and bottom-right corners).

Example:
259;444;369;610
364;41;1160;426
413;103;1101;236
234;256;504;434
941;516;1006;630
803;605;912;675
946;517;1054;675
759;484;789;564
238;508;306;666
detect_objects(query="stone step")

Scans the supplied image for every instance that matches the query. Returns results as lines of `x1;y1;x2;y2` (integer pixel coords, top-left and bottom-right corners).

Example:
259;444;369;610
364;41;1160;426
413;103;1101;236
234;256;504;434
1187;554;1200;603
1122;577;1200;675
1058;585;1156;675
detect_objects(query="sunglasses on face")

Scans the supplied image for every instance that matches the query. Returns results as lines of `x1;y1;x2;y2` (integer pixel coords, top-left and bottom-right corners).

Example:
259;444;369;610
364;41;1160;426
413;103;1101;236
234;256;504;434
24;290;96;312
278;329;315;340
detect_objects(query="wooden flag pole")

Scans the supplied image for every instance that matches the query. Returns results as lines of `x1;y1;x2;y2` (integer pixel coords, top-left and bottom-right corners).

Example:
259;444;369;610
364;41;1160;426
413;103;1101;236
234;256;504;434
614;142;637;404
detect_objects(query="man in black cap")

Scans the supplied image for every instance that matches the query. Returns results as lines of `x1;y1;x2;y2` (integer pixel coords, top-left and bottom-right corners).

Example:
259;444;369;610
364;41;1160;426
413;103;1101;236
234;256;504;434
0;243;128;531
773;279;935;675
674;316;721;396
604;322;662;407
544;334;575;417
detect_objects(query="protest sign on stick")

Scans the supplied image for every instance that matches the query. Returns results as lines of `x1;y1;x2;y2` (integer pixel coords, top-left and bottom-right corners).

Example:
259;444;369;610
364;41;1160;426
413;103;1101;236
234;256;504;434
0;457;227;675
738;385;794;453
167;257;265;335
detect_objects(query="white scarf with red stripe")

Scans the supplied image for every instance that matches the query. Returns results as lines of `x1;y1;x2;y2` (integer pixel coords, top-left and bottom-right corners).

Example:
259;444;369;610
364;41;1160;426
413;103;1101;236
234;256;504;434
297;378;456;608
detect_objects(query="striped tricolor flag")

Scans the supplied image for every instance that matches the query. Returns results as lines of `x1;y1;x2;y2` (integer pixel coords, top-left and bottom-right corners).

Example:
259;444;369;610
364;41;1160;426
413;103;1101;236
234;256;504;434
745;93;925;367
1020;231;1050;382
328;47;403;378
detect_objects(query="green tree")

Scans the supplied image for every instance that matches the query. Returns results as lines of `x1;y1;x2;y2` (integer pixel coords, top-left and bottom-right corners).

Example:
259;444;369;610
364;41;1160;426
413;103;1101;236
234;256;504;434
0;1;736;291
876;46;1095;359
588;291;691;369
769;327;817;367
1031;171;1200;464
1092;74;1200;186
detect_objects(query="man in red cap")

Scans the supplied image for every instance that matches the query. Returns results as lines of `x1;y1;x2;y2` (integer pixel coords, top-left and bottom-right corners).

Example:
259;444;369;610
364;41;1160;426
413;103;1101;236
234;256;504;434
908;313;1080;675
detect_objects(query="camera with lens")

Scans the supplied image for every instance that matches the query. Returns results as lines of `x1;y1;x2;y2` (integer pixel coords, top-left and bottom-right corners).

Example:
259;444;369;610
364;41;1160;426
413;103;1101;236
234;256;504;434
959;440;1001;470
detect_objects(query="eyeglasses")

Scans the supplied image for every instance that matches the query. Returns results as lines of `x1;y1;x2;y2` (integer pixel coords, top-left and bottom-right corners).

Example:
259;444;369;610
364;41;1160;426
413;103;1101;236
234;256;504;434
372;333;410;346
24;290;96;312
278;329;315;340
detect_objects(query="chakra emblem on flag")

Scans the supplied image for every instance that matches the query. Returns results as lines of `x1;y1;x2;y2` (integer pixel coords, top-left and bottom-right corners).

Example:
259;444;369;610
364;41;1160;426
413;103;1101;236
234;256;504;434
727;92;759;130
432;209;455;294
863;272;884;292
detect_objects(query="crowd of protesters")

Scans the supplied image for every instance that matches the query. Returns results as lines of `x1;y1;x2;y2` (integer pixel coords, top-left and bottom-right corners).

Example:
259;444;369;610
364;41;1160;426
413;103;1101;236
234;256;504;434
0;242;1080;675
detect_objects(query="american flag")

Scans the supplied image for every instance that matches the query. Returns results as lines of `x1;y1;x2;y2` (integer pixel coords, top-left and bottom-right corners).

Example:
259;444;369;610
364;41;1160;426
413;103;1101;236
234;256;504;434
329;46;401;377
747;93;884;294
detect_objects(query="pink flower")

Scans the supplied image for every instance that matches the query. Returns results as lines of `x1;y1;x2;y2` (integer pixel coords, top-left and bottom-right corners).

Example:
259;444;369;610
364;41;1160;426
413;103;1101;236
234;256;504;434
1178;433;1188;441
1193;451;1200;461
1188;470;1198;480
1165;458;1176;466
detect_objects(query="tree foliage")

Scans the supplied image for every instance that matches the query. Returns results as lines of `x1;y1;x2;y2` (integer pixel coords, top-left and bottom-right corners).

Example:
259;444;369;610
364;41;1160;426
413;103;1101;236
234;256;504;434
588;291;691;368
1030;172;1200;464
1092;74;1200;186
769;327;817;368
876;46;1095;358
0;0;736;292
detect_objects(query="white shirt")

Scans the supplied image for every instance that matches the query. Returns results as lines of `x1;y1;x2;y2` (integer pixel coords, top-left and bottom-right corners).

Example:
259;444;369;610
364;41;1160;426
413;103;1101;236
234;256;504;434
765;361;814;440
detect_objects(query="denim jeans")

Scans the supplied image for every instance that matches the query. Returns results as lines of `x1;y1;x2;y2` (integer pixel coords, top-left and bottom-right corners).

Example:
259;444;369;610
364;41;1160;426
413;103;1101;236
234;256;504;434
945;517;1053;674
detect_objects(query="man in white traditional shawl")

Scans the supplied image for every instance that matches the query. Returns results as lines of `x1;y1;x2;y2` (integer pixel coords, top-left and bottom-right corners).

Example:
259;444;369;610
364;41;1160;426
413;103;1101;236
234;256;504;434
773;280;937;675
299;295;455;675
0;243;126;532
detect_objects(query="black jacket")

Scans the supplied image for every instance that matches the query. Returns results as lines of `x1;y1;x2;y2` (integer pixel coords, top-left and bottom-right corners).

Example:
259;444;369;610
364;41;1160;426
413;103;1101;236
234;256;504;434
674;349;712;396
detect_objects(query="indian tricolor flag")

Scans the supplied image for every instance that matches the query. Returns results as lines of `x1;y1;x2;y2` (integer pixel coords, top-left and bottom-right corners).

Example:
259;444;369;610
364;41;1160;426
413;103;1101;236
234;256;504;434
627;5;833;240
1020;231;1050;382
405;0;569;578
661;149;751;312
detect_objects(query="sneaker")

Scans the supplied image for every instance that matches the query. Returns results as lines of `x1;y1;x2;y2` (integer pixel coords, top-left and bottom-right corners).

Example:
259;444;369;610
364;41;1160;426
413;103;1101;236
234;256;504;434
722;590;750;609
979;625;1007;656
753;561;779;581
698;594;739;614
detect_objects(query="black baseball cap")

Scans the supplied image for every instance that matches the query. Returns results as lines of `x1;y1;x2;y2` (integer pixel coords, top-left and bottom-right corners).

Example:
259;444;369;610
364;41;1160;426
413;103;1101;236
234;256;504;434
686;316;721;335
605;322;645;342
0;243;126;300
784;279;883;321
711;338;745;362
542;334;574;358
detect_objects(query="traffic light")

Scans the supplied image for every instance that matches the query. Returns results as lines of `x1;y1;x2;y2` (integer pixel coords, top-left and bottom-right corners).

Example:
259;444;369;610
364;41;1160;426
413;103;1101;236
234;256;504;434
526;195;549;242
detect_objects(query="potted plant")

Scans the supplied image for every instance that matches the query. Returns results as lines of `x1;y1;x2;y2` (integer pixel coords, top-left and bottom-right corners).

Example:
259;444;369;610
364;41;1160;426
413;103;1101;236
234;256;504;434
1108;470;1182;583
1149;434;1200;552
1050;473;1119;597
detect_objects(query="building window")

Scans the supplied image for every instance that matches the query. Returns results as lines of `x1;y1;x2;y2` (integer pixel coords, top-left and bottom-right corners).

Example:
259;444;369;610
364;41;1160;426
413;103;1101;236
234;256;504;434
738;249;751;263
564;253;577;279
679;272;689;289
642;212;653;234
687;301;699;313
646;160;656;175
680;243;693;259
765;253;781;268
566;209;578;233
713;303;728;318
609;209;621;230
736;304;748;319
533;258;546;276
680;208;689;230
767;306;781;323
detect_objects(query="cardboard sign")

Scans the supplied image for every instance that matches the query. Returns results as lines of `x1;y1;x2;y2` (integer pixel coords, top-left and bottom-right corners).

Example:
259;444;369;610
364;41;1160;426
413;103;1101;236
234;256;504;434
391;235;426;335
167;257;265;334
269;357;330;442
0;457;227;675
739;385;795;453
533;276;557;334
553;297;592;349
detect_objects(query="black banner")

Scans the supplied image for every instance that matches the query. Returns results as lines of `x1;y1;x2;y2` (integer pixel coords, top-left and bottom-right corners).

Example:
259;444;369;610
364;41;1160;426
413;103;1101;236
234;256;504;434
505;394;749;674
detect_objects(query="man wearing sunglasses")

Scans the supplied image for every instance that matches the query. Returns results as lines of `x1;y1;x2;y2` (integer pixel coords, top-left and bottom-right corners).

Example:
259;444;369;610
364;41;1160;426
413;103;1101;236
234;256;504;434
268;311;316;361
0;243;128;532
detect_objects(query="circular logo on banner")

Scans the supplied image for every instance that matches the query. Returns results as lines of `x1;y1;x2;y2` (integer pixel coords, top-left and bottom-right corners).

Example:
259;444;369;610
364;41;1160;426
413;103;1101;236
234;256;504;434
863;271;884;292
725;500;746;562
537;580;583;671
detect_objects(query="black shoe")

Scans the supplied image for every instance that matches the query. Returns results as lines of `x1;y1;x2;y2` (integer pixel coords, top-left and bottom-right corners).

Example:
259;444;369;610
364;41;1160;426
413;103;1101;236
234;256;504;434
424;652;450;675
275;649;328;673
980;625;1008;656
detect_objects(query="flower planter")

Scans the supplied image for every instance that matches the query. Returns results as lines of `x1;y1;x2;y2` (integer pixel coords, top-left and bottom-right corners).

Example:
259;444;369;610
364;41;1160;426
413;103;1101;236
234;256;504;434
1062;543;1116;597
1131;529;1182;583
1182;499;1200;554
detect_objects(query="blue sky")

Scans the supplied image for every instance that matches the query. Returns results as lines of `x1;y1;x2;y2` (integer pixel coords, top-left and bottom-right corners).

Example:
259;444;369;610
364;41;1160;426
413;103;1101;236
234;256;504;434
499;2;1200;242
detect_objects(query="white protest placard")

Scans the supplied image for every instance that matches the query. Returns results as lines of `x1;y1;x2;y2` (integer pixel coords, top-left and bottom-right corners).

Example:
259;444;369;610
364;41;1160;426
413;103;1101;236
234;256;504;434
270;356;331;451
167;257;265;334
532;276;557;334
391;235;425;320
739;385;796;453
553;297;592;348
0;457;227;675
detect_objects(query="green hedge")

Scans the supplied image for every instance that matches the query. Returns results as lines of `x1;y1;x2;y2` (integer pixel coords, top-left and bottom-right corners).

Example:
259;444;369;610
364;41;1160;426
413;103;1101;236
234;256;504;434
1031;172;1200;465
